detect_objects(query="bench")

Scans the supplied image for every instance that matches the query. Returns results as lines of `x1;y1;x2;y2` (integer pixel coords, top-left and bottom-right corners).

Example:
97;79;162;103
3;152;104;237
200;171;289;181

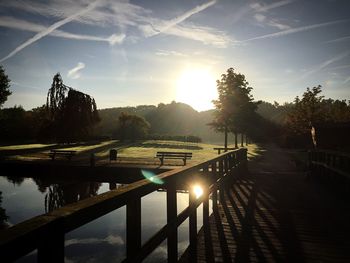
156;152;192;166
49;150;76;161
213;147;237;154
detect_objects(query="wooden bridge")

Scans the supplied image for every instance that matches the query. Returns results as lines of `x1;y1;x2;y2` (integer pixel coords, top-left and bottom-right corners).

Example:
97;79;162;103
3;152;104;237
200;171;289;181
1;145;350;262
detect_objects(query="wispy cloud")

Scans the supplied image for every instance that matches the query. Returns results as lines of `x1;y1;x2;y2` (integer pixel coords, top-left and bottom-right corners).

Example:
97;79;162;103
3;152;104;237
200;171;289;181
165;24;231;48
253;14;291;30
67;62;85;79
250;0;295;12
0;16;125;45
137;0;231;47
302;51;350;79
0;0;102;63
242;19;349;42
155;50;187;57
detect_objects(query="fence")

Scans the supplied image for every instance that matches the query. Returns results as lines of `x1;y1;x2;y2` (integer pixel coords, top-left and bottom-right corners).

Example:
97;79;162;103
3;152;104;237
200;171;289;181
0;148;247;262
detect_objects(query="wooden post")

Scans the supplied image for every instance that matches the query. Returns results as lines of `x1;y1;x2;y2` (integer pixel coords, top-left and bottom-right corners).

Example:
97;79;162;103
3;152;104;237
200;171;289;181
167;185;178;262
219;159;224;177
241;133;244;147
189;190;197;262
37;219;65;263
126;198;141;260
203;184;209;232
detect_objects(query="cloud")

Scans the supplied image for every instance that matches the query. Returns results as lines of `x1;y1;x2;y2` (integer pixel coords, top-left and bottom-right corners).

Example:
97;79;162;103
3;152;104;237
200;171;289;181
165;24;231;48
155;50;187;57
136;0;231;47
302;51;350;79
0;16;125;45
68;62;85;79
242;19;349;42
250;0;295;12
0;0;102;63
65;234;124;247
1;0;226;53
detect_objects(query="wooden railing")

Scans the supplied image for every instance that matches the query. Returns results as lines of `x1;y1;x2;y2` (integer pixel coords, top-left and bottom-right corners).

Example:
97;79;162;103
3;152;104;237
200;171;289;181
309;149;350;179
0;148;247;262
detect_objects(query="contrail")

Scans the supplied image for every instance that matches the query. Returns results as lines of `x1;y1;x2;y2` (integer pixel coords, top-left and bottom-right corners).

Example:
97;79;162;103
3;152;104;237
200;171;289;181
325;35;350;44
241;19;349;42
0;0;102;63
0;16;125;45
145;0;216;36
252;0;295;12
302;51;350;79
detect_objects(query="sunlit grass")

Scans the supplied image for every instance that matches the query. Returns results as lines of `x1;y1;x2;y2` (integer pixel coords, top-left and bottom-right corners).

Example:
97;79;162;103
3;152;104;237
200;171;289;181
58;140;118;152
1;139;258;165
117;140;220;163
0;143;55;151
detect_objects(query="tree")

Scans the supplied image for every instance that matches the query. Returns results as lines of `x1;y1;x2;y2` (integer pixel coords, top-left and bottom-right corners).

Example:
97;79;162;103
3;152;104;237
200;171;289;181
210;68;257;149
286;85;324;135
45;73;100;142
116;112;150;141
0;65;11;107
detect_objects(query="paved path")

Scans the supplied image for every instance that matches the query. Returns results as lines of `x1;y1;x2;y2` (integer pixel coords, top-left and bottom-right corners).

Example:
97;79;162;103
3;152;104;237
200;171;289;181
182;144;350;262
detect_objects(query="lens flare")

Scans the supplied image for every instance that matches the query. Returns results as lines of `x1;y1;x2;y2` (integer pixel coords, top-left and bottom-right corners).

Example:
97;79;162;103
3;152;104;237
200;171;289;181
141;169;164;185
193;185;203;199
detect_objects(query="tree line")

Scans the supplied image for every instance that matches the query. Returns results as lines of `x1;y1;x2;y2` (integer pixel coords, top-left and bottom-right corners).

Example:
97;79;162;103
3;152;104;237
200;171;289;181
1;65;349;150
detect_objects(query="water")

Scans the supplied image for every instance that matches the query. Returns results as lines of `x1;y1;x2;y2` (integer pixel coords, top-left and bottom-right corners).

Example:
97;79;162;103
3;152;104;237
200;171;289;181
0;176;208;262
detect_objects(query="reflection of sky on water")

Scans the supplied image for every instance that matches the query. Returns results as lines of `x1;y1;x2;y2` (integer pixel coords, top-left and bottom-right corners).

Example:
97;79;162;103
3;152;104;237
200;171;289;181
0;177;211;262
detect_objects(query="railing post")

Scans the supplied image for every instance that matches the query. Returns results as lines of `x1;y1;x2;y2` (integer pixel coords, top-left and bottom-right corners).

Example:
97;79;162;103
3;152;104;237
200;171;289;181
189;190;197;262
126;197;141;260
224;155;229;174
37;218;65;263
203;183;210;228
212;162;218;207
167;184;177;262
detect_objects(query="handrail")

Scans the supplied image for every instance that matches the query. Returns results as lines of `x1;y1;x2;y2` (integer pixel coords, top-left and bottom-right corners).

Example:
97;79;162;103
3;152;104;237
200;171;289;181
309;149;350;179
0;148;247;262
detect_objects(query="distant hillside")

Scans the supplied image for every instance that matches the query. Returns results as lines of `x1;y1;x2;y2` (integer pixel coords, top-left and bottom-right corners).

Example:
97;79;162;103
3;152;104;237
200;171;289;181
96;102;229;143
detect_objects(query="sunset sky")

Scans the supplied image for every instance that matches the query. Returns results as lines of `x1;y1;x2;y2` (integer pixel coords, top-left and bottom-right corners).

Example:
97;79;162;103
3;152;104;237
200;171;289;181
1;0;349;111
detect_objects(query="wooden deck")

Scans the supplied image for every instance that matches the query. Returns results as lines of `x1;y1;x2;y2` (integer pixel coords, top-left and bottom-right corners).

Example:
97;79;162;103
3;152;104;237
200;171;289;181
181;144;350;262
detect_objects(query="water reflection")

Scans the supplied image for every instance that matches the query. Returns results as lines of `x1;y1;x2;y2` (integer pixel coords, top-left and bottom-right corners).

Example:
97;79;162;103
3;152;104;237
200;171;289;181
44;182;101;212
0;191;9;229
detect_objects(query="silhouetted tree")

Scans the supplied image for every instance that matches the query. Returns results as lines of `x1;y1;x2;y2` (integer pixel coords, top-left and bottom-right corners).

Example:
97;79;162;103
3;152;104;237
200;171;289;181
116;112;150;141
0;66;11;108
0;106;34;142
45;73;100;142
210;68;257;148
286;85;324;135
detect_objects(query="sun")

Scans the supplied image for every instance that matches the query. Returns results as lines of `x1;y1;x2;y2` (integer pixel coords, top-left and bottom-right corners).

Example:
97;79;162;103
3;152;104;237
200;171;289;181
176;68;217;111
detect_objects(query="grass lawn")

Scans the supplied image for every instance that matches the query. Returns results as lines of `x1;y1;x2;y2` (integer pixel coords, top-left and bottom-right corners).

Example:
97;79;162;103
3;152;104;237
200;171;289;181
1;139;258;165
58;140;119;153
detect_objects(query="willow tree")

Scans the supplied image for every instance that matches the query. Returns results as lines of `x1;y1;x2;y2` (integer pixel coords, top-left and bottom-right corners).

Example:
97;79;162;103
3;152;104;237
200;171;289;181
46;73;100;142
210;68;257;149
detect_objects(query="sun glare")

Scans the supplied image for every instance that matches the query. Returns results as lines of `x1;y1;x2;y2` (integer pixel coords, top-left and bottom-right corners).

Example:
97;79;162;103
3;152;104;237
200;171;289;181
193;185;204;199
176;68;217;112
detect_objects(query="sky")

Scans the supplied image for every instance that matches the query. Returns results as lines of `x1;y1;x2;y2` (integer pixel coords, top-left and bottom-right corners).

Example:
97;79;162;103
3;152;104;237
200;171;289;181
0;0;350;111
